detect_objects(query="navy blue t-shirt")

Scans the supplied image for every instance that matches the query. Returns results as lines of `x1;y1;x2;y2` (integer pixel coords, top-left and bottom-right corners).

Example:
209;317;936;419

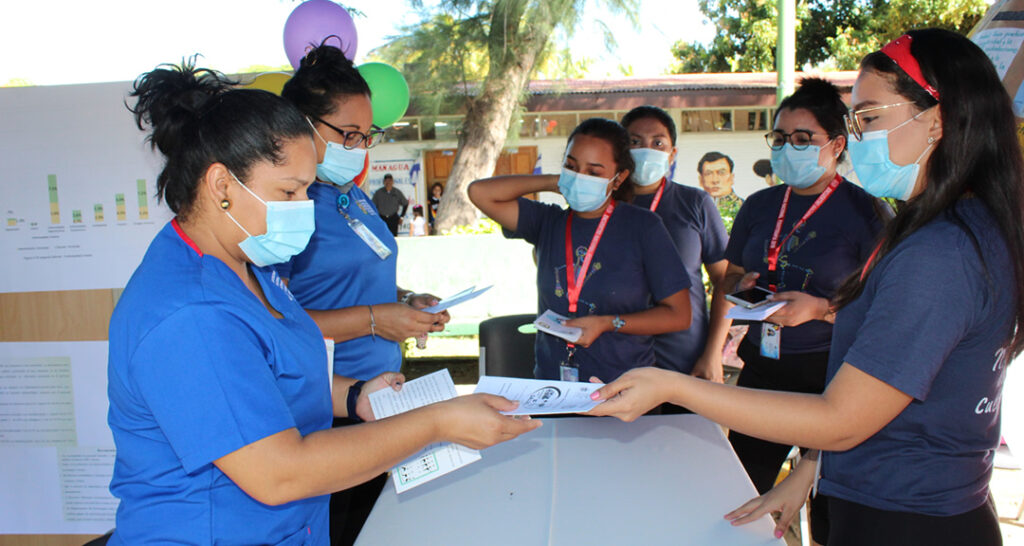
725;180;883;353
506;198;690;382
819;198;1016;516
634;182;728;373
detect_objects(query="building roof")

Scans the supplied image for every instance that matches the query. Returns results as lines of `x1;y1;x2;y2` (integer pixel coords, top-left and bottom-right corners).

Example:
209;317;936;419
522;71;858;111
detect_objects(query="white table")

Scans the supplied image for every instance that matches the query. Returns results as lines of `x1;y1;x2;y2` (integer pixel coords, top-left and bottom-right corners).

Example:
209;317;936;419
357;414;785;545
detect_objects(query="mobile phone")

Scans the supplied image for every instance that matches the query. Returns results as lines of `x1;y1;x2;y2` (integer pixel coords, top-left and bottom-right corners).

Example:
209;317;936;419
726;286;774;309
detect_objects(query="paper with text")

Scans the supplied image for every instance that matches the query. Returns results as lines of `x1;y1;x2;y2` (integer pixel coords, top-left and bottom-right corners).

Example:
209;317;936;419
422;285;492;314
475;376;604;415
369;369;480;493
533;309;582;343
725;301;787;321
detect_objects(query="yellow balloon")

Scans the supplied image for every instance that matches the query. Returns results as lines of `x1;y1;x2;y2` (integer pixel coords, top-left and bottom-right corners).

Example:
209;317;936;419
242;72;292;95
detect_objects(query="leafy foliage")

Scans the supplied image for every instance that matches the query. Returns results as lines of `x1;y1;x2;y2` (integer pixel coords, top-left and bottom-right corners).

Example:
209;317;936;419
671;0;988;73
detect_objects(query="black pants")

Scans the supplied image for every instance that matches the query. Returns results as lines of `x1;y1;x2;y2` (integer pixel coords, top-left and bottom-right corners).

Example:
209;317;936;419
728;339;830;494
827;495;1001;546
381;214;400;236
329;417;387;546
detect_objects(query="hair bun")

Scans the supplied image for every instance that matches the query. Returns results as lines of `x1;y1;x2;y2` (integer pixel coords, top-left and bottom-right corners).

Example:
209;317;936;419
300;41;354;71
127;57;235;155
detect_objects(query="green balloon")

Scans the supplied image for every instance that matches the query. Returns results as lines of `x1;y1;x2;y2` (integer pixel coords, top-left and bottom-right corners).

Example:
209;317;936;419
357;62;410;128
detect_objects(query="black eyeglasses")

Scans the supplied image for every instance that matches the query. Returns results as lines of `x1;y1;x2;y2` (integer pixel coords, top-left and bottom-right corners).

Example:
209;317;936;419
312;116;385;149
765;130;819;151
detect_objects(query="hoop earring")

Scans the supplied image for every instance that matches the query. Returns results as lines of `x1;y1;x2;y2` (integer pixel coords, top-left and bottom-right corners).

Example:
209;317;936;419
220;199;231;210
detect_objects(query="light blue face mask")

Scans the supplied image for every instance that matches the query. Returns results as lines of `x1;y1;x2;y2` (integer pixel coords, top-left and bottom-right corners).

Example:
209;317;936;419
629;148;671;186
309;119;368;184
770;143;827;189
848;110;933;201
557;167;617;212
225;171;315;267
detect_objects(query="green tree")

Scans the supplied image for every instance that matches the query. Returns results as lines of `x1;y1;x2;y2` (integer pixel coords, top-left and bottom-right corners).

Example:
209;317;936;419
373;0;637;231
671;0;987;73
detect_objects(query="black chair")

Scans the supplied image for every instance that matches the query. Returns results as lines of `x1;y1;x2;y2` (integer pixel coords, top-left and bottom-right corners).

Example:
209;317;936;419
478;314;536;379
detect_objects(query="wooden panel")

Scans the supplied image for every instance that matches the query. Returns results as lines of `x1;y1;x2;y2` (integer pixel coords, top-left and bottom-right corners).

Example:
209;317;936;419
0;535;101;546
0;289;116;342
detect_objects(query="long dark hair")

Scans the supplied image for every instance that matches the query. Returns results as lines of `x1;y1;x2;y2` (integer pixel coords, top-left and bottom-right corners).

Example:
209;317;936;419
567;118;636;202
281;41;371;119
127;57;311;220
833;29;1024;358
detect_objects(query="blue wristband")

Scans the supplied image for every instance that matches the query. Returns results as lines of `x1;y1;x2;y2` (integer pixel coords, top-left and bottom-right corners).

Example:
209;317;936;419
347;380;366;422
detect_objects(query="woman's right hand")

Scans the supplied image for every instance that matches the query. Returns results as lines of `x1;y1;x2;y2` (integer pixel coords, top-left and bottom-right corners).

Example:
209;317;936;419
372;303;446;341
734;271;760;293
433;394;542;449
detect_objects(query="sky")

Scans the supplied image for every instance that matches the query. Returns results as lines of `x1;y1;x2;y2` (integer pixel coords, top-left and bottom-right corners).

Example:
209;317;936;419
0;0;714;87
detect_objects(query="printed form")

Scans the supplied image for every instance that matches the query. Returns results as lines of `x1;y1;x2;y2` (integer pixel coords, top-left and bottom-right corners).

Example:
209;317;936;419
369;369;480;493
475;376;603;415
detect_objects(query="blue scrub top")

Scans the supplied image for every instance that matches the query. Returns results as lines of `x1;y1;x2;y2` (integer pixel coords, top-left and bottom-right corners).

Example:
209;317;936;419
107;220;332;545
633;182;728;373
820;198;1016;516
276;182;401;381
506;198;690;382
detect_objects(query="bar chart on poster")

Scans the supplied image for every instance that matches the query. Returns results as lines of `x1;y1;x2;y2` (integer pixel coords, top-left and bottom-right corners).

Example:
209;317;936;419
0;172;167;293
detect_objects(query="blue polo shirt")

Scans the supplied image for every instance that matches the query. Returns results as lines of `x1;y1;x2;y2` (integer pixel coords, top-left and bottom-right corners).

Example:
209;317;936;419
107;220;332;544
506;198;690;383
725;180;883;353
633;182;728;373
819;198;1016;516
276;182;401;380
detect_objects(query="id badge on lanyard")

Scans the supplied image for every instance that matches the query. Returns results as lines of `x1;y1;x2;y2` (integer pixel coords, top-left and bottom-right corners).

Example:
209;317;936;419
761;175;842;360
560;203;616;381
338;193;392;260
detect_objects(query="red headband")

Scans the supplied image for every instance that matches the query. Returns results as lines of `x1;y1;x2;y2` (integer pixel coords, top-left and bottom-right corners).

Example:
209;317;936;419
880;35;940;102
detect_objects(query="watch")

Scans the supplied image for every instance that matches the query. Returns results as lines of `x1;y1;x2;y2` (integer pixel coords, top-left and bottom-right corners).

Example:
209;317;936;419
347;380;366;422
612;315;625;331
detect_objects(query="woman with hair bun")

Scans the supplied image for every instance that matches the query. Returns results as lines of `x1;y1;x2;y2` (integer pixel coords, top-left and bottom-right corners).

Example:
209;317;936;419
590;29;1024;545
105;59;539;545
469;117;692;384
279;44;452;543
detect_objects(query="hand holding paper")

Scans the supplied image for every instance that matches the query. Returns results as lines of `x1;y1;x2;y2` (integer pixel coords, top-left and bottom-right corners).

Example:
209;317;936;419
474;376;604;415
422;285;492;314
533;309;582;343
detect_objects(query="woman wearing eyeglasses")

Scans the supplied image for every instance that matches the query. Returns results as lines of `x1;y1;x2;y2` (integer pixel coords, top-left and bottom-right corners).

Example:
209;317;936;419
718;79;885;533
590;29;1023;545
277;44;449;545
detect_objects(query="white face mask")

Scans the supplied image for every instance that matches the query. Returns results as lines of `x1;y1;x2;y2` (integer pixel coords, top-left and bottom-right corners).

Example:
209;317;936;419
629;148;671;186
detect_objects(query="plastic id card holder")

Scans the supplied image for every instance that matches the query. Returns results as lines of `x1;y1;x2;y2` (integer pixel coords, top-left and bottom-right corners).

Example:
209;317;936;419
760;323;781;360
347;216;392;260
560;363;579;382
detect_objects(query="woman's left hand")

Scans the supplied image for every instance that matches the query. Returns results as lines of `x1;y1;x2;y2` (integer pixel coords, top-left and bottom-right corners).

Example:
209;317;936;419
766;291;829;327
355;372;405;421
563;315;612;347
407;292;451;327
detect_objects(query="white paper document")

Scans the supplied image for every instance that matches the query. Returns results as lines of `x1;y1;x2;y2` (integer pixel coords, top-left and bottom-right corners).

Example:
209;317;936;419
422;285;492;314
368;369;481;493
725;301;787;321
475;376;604;415
533;309;582;343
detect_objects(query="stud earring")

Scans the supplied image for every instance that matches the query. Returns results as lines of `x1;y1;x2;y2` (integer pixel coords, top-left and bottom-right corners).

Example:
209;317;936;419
220;199;230;210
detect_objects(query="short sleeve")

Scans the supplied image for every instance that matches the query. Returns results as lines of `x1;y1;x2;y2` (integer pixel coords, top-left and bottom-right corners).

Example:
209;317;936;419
641;215;691;301
841;237;977;400
129;305;297;474
505;197;554;245
698;192;729;264
724;197;754;265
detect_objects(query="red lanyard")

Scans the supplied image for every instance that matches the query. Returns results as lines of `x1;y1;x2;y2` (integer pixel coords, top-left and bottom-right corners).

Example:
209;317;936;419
647;180;666;212
860;240;885;282
565;201;616;315
766;175;842;291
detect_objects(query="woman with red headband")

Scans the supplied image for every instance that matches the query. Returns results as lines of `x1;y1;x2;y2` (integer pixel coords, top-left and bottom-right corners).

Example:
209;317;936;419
589;28;1024;545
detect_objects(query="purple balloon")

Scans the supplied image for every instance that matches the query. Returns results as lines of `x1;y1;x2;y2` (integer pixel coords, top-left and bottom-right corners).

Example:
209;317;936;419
283;0;358;69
